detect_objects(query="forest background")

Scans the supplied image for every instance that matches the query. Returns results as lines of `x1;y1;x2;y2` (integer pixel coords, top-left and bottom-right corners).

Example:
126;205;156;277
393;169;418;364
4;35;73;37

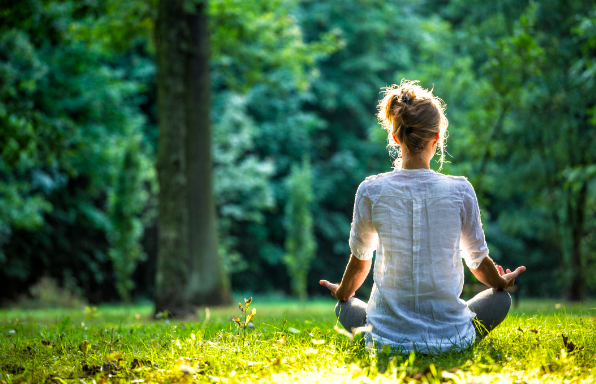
1;0;596;306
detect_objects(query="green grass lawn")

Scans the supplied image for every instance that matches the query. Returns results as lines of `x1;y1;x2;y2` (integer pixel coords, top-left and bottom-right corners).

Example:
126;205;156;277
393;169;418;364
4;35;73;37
1;297;595;383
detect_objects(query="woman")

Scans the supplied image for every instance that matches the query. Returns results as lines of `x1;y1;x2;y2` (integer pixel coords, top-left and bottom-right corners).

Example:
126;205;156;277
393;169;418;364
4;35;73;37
319;80;526;353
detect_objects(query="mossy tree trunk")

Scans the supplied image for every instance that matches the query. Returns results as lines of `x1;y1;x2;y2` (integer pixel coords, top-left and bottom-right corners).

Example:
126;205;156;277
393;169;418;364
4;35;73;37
154;0;230;317
566;181;587;301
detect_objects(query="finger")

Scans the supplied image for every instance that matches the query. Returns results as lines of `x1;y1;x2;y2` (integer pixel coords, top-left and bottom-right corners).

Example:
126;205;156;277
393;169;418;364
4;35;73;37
319;280;328;286
496;265;504;275
323;281;339;291
506;268;511;274
509;267;525;279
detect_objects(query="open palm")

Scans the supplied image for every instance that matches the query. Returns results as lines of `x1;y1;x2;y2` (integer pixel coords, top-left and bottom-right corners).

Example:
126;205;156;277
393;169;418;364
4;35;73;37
495;265;526;290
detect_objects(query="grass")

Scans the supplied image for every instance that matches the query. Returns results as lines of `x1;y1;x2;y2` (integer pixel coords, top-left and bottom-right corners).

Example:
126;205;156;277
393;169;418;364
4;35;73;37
0;297;595;383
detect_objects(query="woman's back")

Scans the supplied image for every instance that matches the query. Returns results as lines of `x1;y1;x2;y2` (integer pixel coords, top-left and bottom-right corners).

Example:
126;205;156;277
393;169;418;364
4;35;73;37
351;168;488;352
321;80;524;354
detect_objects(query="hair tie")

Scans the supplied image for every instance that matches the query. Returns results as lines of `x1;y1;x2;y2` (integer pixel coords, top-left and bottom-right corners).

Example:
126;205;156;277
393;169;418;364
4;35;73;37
402;95;411;105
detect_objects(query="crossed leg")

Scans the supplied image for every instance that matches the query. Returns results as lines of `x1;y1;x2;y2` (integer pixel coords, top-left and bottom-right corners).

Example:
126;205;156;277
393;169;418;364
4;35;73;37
466;288;512;339
334;289;511;340
335;297;367;332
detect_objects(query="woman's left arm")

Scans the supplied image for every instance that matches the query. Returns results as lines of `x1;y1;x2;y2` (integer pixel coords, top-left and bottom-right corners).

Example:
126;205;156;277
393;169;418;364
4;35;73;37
320;254;372;301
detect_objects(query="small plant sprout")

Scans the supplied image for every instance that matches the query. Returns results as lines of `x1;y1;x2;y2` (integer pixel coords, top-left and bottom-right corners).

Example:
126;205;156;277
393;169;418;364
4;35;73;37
84;306;99;321
229;297;256;340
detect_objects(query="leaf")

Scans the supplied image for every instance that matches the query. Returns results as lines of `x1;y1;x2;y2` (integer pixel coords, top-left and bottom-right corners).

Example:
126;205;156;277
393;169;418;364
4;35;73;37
130;359;141;369
106;351;121;362
246;308;257;325
247;322;255;329
238;303;244;312
233;316;242;326
130;359;158;369
287;327;300;334
530;329;538;334
542;364;554;373
80;364;102;377
517;327;524;332
562;334;576;352
244;297;253;308
79;340;89;355
312;339;325;345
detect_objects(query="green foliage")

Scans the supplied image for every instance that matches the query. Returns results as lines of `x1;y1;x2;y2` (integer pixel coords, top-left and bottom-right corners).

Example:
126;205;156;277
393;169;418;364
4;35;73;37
212;93;274;274
2;0;595;301
0;300;594;383
107;140;155;300
283;158;316;300
0;0;154;301
13;277;86;309
210;0;338;92
443;0;596;298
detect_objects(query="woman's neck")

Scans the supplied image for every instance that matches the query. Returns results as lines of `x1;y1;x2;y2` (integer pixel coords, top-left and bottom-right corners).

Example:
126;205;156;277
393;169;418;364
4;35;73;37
401;149;431;169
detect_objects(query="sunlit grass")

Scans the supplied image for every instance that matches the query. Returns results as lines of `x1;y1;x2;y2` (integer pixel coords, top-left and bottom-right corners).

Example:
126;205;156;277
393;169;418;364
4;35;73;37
1;298;594;383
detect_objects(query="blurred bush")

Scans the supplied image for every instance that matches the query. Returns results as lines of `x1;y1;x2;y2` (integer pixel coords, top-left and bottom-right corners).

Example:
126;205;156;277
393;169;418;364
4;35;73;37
283;157;316;301
14;277;87;309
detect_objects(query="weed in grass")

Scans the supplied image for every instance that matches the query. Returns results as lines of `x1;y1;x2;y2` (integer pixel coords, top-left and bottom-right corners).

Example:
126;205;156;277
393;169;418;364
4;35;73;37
0;300;594;383
229;297;256;341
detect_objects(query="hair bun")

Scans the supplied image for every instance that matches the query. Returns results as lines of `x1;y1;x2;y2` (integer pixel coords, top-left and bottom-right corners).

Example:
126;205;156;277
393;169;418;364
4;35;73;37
377;79;448;170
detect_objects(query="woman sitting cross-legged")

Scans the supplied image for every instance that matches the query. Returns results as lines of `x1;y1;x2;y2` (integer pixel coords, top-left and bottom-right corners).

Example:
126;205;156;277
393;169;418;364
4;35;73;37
319;80;526;354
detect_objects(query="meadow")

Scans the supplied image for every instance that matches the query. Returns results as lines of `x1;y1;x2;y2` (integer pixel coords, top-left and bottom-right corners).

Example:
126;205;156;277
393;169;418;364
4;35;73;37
1;298;595;383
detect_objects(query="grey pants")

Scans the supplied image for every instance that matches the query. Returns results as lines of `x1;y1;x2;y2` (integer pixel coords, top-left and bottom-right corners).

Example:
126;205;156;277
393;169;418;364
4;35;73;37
335;288;511;340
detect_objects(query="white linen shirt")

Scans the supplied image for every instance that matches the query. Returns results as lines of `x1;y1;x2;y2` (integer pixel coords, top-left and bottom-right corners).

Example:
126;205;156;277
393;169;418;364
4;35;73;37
349;168;489;353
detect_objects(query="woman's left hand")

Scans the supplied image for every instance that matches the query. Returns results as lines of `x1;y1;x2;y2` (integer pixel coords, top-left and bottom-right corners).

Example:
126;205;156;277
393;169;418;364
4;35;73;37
320;256;370;301
319;280;340;299
319;280;354;300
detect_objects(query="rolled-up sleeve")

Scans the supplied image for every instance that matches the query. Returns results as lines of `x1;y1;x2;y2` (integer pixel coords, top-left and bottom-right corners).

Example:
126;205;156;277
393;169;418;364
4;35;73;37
460;181;489;269
349;182;378;260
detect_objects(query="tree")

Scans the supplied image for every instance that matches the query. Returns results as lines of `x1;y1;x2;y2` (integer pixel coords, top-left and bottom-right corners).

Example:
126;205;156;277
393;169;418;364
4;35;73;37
154;0;230;316
283;158;316;300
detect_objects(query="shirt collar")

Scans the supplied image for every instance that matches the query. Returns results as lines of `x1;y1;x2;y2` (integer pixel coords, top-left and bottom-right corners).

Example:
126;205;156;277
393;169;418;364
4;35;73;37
394;168;435;174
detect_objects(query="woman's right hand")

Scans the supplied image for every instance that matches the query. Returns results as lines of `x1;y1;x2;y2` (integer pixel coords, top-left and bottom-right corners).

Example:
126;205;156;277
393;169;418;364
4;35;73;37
495;265;526;290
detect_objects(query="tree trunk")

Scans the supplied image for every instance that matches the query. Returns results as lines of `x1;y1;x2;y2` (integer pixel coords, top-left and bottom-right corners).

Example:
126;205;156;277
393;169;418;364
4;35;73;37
154;0;230;317
566;182;587;302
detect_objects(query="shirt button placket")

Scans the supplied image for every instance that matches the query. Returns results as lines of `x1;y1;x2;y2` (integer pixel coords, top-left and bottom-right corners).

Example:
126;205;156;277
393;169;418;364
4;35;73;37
412;198;421;311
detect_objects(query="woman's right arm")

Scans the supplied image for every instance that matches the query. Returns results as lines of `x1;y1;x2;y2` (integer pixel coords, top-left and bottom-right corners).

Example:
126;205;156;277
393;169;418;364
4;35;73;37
460;180;526;289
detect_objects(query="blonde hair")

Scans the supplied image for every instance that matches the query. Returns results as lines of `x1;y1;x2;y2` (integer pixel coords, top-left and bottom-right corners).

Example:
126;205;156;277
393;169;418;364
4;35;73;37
377;80;448;170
